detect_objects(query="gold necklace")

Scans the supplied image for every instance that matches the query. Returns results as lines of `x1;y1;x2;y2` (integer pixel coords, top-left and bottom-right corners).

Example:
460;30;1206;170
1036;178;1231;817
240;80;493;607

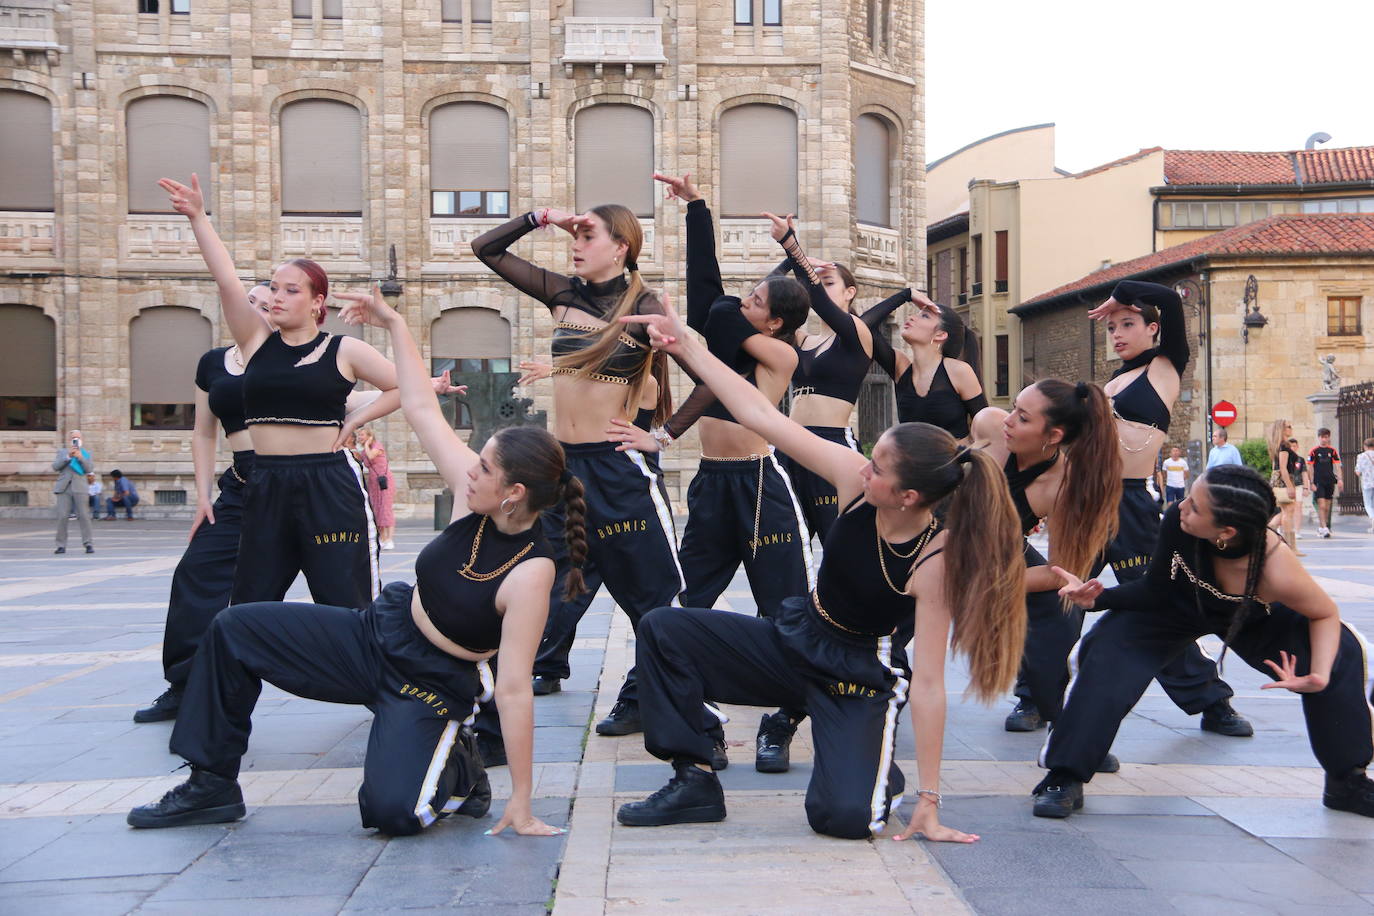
457;515;534;582
229;345;244;369
876;516;939;595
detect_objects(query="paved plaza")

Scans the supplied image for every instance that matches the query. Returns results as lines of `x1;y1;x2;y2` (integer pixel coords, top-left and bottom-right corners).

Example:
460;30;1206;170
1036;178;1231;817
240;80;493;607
1;514;1373;914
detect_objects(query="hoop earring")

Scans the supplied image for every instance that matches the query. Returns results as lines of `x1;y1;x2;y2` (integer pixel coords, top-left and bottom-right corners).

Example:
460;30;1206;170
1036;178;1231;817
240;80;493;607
1214;537;1226;551
499;497;516;517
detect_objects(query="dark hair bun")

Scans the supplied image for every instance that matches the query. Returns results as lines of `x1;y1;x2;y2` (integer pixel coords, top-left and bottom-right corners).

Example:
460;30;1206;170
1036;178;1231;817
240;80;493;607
1074;381;1090;400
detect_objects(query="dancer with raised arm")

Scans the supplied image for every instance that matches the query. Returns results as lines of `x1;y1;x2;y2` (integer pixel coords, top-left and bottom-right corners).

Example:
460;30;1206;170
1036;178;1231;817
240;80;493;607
127;287;575;838
472;203;684;738
612;296;1026;842
1035;465;1374;820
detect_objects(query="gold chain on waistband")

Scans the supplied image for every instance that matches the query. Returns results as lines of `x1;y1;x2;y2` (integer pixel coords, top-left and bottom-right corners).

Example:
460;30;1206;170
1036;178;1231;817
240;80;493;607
700;454;766;557
228;464;247;485
810;589;893;638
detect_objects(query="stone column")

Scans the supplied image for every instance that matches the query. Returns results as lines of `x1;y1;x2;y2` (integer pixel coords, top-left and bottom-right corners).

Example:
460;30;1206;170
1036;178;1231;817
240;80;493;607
1306;390;1339;438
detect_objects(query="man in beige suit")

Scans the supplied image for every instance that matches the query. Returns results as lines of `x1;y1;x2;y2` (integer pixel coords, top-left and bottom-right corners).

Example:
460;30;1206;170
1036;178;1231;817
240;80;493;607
53;429;94;554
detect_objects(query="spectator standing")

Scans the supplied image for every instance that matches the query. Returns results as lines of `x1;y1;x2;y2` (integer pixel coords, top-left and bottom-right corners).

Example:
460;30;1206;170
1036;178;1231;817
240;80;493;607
1205;428;1242;468
87;473;103;515
1308;428;1342;538
1162;446;1189;506
53;429;94;554
105;469;140;520
1355;437;1374;534
1287;438;1307;541
358;427;395;550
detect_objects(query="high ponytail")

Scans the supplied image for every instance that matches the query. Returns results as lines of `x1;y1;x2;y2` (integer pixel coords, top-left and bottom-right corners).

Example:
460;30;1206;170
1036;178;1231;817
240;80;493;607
1034;379;1122;581
886;423;1025;703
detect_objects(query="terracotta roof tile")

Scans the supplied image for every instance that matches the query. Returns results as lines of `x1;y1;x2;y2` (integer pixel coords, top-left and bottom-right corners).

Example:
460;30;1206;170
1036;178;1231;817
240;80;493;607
1297;147;1374;184
1162;146;1374;186
1016;214;1374;311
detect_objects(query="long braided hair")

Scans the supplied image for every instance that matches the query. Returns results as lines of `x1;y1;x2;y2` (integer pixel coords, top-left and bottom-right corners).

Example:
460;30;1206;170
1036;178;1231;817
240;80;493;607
1192;464;1277;667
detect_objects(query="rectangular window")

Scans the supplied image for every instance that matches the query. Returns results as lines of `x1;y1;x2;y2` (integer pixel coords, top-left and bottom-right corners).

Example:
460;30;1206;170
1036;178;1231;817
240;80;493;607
994;230;1008;293
431;190;509;218
138;0;157;11
1;396;56;431
1328;296;1362;336
132;403;194;430
762;0;781;25
0;491;28;507
171;0;189;12
926;259;934;300
441;0;460;20
957;246;968;302
322;0;342;18
972;234;983;294
155;490;188;506
995;334;1009;398
292;0;311;17
734;0;752;24
935;249;952;305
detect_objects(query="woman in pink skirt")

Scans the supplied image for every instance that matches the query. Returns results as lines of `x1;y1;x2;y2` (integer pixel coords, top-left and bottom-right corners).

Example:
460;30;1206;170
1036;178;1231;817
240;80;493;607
358;427;395;549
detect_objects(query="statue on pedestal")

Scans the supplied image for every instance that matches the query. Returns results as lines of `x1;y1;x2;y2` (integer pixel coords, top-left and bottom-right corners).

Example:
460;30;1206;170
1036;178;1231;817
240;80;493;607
1317;354;1341;392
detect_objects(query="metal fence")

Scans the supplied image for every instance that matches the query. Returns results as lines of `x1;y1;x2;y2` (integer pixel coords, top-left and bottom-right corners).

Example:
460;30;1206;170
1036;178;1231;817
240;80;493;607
1337;380;1373;515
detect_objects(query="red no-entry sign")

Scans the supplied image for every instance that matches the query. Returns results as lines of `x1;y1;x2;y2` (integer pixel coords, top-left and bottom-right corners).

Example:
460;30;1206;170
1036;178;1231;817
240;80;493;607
1211;400;1237;427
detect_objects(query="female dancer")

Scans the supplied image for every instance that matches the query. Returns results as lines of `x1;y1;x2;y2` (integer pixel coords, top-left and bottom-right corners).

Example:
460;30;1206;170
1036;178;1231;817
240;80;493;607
472;203;684;737
1036;464;1374;819
1006;281;1249;737
161;175;397;610
127;287;576;838
614;296;1026;842
358;427;396;550
969;379;1121;727
1268;419;1301;553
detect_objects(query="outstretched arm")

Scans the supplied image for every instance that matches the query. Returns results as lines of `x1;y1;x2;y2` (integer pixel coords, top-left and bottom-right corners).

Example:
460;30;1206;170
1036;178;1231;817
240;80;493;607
470;211;578;308
159;175;268;356
859;288;913;378
766;213;869;353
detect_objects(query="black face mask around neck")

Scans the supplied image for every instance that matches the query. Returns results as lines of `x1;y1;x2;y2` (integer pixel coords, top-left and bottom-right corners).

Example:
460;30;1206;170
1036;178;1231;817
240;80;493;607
1113;346;1158;378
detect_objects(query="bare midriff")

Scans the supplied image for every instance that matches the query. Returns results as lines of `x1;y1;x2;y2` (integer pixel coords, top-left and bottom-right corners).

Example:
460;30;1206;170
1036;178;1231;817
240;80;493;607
410;588;498;663
551;374;639;444
788;391;856;429
225;429;255;453
1115;418;1168;480
699;416;772;459
247;424;344;456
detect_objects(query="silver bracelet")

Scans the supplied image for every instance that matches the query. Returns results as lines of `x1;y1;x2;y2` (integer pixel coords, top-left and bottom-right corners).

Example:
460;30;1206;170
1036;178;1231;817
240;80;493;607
650;427;674;449
916;788;942;807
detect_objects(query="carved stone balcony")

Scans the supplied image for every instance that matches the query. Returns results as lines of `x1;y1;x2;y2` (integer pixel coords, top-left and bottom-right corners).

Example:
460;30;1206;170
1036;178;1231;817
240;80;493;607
121;215;201;263
855;223;900;271
280;216;365;265
562;18;666;77
0;3;60;54
718;218;776;265
0;211;56;262
428;218;496;266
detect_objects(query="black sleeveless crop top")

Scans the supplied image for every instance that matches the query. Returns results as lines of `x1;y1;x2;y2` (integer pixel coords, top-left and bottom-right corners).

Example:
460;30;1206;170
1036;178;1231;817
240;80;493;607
1004;451;1058;536
549;320;649;386
242;332;354;428
414;513;555;653
813;497;941;637
1110;370;1172;432
195;347;247;435
896;361;970;438
792;336;870;404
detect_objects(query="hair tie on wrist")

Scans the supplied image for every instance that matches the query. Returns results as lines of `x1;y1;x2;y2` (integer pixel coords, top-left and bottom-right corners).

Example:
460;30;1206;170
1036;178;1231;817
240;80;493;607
1074;381;1090;401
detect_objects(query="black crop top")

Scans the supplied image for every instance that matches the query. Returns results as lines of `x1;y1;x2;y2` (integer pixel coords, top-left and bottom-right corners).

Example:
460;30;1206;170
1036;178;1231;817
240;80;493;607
242;332;353;428
1004;451;1058;536
414;512;555;653
895;361;977;439
195;347;247;435
550;320;649;386
812;497;941;637
1108;281;1187;433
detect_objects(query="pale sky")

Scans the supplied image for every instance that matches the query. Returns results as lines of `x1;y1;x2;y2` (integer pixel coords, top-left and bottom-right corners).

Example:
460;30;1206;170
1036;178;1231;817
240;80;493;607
925;0;1372;173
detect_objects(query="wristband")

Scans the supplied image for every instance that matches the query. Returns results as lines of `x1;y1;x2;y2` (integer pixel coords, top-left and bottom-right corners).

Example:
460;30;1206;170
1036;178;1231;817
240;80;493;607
650;427;674;449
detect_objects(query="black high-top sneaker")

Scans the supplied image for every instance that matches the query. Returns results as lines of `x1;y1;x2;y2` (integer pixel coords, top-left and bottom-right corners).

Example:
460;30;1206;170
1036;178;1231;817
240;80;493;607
445;728;492;819
755;711;797;773
1032;773;1084;819
707;725;729;771
1004;699;1044;732
133;685;184;723
595;699;642;736
1200;699;1254;737
127;767;245;828
617;762;727;827
1323;768;1374;817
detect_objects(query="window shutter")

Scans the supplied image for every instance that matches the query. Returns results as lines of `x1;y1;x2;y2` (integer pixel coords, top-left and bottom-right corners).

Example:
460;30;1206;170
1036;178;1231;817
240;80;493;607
575;105;654;217
720;104;798;217
281;100;364;215
129;307;212;404
431;103;509;192
0;91;55;211
0;305;56;396
432;309;512;358
854;114;891;226
127;96;212;213
573;0;652;14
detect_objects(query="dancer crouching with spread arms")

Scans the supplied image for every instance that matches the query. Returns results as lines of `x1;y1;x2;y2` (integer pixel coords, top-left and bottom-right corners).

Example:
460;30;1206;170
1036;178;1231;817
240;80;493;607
1037;465;1374;819
128;287;577;838
613;297;1025;841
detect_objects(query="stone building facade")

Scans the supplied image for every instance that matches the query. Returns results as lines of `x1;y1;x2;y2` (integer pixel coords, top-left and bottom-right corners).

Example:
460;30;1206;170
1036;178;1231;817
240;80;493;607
0;0;926;518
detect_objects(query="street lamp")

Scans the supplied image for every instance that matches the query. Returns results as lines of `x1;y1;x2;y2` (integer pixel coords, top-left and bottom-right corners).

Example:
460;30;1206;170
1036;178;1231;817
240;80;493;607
1241;274;1267;344
379;243;403;306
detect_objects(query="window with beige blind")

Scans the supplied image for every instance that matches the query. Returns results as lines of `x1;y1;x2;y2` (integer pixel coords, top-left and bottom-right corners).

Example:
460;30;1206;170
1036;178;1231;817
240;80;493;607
719;104;797;218
126;95;212;214
129;306;212;429
280;100;364;216
573;0;651;14
0;305;57;430
431;308;512;430
292;0;341;17
1327;296;1362;337
431;103;509;217
574;104;654;217
854;114;892;227
0;91;55;212
441;0;493;21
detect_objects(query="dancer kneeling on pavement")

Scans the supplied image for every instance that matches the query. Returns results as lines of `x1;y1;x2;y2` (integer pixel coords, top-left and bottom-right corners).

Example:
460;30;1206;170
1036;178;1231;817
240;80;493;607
128;287;577;838
614;297;1026;841
1035;464;1374;820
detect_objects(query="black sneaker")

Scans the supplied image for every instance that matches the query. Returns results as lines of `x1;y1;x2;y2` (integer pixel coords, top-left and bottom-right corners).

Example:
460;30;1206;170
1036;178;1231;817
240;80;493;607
127;768;245;828
53;547;65;555
1032;778;1083;819
451;771;492;820
1096;752;1120;774
85;545;94;554
709;729;729;771
133;685;183;723
617;762;726;827
755;712;797;773
532;676;562;696
1323;769;1374;818
1200;700;1254;737
595;700;642;736
475;732;507;768
1004;699;1044;732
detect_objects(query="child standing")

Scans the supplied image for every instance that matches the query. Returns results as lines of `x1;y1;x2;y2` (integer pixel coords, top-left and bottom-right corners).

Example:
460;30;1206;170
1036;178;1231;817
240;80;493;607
87;473;103;515
1308;429;1342;538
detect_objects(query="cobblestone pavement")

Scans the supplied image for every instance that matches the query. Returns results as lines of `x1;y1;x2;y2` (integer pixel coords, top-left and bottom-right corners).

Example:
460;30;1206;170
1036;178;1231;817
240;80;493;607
1;515;1372;914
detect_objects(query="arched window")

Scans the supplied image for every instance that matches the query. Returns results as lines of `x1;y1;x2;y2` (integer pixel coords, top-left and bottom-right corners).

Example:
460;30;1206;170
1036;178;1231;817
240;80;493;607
854;114;893;227
129;306;212;429
126;95;213;213
0;304;56;430
431;308;511;430
280;99;364;216
430;102;510;218
0;91;54;212
574;104;654;217
719;103;797;217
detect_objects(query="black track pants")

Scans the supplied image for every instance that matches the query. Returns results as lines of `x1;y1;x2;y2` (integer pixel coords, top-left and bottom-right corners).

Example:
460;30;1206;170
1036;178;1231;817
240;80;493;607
532;568;601;681
776;426;861;543
170;583;488;835
678;453;815;620
161;452;254;688
231;451;379;610
1043;606;1374;784
636;599;908;840
1015;481;1233;718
